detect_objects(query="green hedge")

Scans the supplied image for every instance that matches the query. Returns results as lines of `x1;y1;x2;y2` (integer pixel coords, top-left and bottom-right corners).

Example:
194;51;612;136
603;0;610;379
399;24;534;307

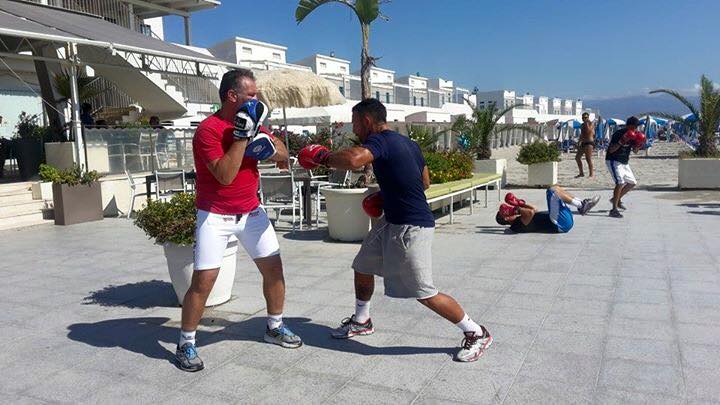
516;140;561;165
424;151;473;184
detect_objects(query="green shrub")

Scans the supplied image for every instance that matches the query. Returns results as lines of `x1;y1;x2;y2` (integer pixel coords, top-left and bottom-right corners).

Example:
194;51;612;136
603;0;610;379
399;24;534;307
516;140;561;165
38;164;61;183
14;112;41;140
134;192;196;246
40;164;101;185
424;151;473;184
407;124;440;152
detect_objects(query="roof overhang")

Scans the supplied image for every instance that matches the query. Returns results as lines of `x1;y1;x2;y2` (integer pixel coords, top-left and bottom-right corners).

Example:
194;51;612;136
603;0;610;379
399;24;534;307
120;0;220;18
0;0;239;77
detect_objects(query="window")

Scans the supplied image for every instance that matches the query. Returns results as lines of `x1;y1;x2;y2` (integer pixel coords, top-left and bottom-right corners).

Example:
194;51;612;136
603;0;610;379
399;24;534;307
140;24;152;36
376;91;380;100
441;95;445;105
421;97;424;107
272;52;281;61
340;66;347;72
319;62;327;68
386;92;390;103
386;75;391;81
339;86;345;96
372;72;378;78
413;96;417;106
242;46;252;55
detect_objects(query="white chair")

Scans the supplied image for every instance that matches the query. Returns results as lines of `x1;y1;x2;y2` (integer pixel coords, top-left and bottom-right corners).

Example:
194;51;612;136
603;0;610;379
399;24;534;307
259;169;303;232
154;170;187;201
124;169;140;219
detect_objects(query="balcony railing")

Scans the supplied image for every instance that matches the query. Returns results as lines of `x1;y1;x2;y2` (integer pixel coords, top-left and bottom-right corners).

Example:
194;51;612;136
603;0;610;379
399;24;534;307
23;0;148;34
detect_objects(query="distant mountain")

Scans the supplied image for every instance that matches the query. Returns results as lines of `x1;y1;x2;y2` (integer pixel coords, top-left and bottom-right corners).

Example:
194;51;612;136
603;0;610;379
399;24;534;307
584;94;699;119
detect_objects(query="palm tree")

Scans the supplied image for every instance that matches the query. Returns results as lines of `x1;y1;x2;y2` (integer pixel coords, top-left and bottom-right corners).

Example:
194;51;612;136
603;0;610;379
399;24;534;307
452;99;540;160
52;69;103;102
406;124;440;152
645;75;720;157
296;0;388;100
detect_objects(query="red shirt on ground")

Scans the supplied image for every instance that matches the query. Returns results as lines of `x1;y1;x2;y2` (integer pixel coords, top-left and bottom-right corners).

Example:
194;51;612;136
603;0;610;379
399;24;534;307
193;114;260;214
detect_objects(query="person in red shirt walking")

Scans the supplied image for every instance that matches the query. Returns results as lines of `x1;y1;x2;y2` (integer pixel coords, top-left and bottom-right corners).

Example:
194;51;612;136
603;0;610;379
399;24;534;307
175;69;301;372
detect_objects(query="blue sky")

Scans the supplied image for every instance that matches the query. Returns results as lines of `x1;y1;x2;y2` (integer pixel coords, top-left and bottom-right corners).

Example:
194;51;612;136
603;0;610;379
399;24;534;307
163;0;720;99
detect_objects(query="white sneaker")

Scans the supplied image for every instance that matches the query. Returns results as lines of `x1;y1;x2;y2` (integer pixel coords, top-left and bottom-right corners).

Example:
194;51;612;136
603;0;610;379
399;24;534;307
455;326;493;362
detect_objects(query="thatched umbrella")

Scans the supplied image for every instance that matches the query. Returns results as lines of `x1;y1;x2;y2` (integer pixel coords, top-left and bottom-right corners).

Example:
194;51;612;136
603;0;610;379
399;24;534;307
254;69;346;154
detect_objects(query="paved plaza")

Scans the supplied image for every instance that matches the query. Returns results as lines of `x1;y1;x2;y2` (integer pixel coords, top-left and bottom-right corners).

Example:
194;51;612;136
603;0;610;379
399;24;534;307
2;186;720;404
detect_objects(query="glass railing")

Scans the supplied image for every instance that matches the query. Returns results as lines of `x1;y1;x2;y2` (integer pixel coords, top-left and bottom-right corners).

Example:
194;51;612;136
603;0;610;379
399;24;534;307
84;127;196;175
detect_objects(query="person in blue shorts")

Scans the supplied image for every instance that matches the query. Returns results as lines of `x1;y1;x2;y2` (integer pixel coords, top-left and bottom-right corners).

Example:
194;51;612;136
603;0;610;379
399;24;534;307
496;186;600;233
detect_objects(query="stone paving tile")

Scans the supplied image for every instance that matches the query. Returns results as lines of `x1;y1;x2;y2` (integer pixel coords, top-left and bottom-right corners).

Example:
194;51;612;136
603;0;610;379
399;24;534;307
2;188;718;403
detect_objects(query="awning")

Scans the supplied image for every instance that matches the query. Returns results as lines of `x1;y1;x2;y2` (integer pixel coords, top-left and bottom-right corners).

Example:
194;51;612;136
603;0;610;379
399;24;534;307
125;0;219;19
0;0;238;73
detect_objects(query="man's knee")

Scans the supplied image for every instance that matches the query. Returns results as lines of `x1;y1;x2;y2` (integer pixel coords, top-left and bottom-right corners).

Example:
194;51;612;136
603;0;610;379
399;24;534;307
190;270;219;293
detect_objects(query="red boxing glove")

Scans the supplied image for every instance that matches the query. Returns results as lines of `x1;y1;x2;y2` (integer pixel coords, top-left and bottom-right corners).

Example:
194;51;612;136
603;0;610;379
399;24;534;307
298;144;330;169
362;192;384;218
632;131;646;149
618;130;633;146
498;203;518;219
504;192;526;207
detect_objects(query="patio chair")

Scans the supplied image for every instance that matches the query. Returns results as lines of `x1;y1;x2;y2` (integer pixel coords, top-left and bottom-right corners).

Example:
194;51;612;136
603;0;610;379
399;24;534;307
259;169;303;232
124;169;140;218
154;169;187;201
312;169;350;227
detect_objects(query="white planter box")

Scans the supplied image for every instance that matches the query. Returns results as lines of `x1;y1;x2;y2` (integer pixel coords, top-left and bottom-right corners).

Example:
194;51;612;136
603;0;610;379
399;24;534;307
31;181;53;200
45;142;75;170
163;240;238;306
44;141;110;173
474;158;507;187
321;187;370;242
527;161;558;186
679;158;720;189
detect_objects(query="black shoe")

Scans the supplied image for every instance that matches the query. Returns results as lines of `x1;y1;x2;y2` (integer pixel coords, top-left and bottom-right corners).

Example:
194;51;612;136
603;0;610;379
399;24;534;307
175;343;204;372
609;209;623;218
609;198;627;210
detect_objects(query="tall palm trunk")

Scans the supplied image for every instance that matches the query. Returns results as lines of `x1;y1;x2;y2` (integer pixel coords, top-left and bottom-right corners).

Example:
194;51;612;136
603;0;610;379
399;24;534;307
360;23;371;100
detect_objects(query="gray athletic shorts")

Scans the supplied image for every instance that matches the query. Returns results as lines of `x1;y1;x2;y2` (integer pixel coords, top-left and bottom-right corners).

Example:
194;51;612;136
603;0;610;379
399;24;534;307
352;217;438;299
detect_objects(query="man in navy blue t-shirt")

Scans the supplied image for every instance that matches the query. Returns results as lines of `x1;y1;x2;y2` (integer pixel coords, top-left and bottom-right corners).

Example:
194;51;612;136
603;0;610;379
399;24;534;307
298;99;492;362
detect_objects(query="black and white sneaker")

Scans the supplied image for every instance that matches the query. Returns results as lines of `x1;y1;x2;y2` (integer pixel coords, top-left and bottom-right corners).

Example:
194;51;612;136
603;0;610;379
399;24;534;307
609;208;623;218
175;343;204;372
578;195;600;215
455;326;493;362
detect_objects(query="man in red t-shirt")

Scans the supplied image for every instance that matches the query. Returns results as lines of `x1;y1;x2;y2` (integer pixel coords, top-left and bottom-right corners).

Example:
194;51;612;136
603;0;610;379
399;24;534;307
175;69;302;372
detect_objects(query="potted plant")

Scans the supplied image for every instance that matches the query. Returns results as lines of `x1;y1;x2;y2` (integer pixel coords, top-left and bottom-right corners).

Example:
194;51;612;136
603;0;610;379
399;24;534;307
31;164;59;201
517;140;561;186
318;131;375;242
452;100;539;187
645;75;720;189
134;193;237;306
13;112;43;180
46;164;104;225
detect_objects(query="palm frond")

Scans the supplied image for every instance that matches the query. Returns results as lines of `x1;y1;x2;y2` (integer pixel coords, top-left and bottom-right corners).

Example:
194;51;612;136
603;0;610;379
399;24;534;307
492;103;527;125
295;0;347;23
649;88;700;119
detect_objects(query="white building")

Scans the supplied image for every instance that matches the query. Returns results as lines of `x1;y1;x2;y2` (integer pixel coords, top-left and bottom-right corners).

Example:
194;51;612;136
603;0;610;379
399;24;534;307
475;90;516;110
209;37;310;72
563;99;574;115
350;66;396;104
395;74;429;107
550;97;563;115
573;100;583;115
295;53;354;99
427;78;454;108
535;96;549;115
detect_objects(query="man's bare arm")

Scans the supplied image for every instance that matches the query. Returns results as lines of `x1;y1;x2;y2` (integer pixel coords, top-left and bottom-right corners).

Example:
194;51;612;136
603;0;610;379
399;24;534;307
327;146;374;170
206;140;248;185
422;166;430;190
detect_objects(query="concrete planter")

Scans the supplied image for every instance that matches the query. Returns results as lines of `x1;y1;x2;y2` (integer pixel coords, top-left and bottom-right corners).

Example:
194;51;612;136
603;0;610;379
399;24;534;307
679;158;720;189
474;158;507;187
163;241;237;306
31;181;53;200
45;142;75;170
527;161;558;186
321;187;370;242
52;182;103;225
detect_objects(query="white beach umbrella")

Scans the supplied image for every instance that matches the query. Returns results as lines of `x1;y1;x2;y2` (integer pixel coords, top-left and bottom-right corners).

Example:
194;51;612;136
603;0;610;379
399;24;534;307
255;69;347;155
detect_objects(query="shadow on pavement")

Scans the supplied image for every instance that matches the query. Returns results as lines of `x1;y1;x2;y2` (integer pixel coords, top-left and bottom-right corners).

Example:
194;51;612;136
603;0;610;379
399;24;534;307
67;316;455;368
82;280;178;309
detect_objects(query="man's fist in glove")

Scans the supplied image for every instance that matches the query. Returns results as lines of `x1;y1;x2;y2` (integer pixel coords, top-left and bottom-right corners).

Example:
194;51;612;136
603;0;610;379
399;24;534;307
298;144;330;169
233;99;269;140
244;127;276;161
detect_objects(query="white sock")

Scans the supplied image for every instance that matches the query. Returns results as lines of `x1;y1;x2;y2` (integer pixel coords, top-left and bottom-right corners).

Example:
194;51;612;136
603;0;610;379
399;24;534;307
354;299;371;323
455;314;482;335
179;330;196;347
267;313;283;330
570;197;583;208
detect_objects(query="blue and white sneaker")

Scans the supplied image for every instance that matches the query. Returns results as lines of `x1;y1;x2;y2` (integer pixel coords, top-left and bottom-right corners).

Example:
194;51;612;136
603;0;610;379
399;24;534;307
175;342;204;372
264;324;303;348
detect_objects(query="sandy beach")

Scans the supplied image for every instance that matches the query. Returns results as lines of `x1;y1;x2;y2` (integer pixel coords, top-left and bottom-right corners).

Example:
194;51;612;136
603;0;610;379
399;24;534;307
492;141;694;189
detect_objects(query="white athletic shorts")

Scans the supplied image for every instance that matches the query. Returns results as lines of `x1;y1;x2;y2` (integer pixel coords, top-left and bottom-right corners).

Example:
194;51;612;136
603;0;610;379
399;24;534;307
194;206;280;270
606;160;637;185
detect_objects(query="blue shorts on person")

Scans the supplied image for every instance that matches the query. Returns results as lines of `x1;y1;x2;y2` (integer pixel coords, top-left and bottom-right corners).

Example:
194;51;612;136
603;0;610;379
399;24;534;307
546;188;574;233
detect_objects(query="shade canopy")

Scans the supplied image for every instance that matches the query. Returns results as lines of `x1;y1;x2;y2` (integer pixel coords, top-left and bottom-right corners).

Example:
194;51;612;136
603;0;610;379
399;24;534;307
255;69;346;111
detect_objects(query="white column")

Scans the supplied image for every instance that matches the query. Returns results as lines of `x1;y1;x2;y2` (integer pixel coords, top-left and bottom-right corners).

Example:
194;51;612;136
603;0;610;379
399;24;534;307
67;43;86;169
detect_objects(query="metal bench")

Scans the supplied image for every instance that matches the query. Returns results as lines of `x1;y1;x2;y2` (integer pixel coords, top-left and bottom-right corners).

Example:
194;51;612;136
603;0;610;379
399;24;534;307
425;172;502;224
